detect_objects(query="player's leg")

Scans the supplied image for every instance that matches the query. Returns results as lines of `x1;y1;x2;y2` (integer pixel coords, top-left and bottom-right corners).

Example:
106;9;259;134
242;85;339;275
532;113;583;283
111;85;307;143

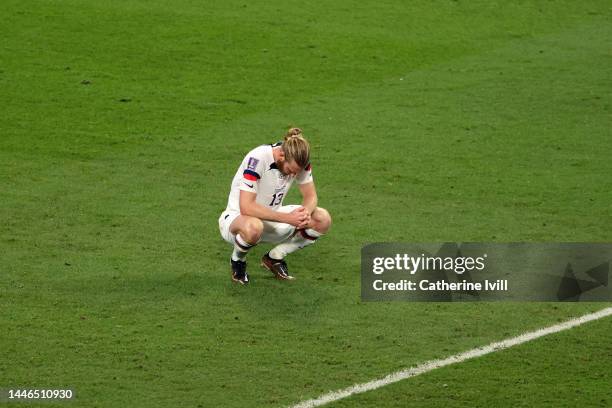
258;208;298;279
219;212;264;285
271;206;331;257
263;207;332;279
305;206;332;235
229;215;264;261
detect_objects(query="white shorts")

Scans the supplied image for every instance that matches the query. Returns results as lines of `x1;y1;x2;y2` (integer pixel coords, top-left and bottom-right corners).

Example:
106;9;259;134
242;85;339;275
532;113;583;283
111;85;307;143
218;205;300;245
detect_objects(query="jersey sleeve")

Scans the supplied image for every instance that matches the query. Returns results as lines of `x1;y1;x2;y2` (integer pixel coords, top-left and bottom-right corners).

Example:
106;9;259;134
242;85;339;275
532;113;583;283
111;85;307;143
296;163;313;185
238;153;266;194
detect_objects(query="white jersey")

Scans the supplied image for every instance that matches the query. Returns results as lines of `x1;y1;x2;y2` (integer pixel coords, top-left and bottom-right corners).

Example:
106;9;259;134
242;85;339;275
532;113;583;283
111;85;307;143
224;143;313;213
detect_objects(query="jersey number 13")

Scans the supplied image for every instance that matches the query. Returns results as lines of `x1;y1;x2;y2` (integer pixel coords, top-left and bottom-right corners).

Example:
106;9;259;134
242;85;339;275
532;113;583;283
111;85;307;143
269;192;284;206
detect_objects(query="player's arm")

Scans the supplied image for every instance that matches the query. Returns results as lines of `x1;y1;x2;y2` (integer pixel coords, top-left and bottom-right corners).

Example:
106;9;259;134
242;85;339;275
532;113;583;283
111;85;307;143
239;190;307;226
298;181;318;215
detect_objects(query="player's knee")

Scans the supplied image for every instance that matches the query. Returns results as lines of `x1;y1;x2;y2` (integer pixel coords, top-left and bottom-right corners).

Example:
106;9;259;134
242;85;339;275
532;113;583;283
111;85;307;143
312;207;332;233
242;217;264;243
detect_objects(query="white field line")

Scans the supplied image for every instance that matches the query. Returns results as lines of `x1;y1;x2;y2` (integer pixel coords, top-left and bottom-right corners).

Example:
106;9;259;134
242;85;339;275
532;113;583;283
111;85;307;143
290;307;612;408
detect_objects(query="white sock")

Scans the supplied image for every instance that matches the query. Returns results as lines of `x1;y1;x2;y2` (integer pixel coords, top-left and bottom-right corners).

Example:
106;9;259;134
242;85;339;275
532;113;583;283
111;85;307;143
232;234;256;262
269;228;322;260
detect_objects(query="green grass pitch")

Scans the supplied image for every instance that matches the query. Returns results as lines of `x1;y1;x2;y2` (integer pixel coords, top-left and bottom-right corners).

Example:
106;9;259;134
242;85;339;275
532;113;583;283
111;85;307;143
1;0;611;407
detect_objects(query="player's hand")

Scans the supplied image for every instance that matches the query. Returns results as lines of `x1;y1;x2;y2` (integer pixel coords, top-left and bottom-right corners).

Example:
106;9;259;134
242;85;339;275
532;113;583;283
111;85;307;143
294;206;311;229
286;207;309;227
297;212;311;229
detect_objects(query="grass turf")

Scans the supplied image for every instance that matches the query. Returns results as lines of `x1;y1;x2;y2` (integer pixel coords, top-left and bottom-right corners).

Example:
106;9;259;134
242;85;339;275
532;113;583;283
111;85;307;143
1;1;611;407
329;313;612;408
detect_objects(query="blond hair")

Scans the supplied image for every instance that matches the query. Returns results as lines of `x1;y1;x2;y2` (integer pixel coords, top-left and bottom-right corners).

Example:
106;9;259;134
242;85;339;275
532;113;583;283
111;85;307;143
282;127;310;167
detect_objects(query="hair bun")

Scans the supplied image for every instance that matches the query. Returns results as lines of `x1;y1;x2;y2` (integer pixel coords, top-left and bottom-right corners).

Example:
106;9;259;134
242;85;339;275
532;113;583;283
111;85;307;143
285;127;303;139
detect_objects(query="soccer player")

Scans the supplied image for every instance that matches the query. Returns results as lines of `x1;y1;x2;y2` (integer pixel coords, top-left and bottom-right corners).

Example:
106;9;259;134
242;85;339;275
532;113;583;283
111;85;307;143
218;128;332;284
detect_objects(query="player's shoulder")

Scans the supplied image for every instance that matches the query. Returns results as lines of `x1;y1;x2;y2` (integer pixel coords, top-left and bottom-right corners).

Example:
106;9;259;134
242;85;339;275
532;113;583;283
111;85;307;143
244;144;273;160
241;144;274;172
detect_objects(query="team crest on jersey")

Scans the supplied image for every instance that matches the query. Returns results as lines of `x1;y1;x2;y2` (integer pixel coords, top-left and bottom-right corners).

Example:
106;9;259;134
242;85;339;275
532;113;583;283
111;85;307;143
247;157;259;171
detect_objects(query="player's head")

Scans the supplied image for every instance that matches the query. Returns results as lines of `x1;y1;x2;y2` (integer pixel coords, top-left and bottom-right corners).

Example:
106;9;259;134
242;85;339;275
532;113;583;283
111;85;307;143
278;127;310;176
